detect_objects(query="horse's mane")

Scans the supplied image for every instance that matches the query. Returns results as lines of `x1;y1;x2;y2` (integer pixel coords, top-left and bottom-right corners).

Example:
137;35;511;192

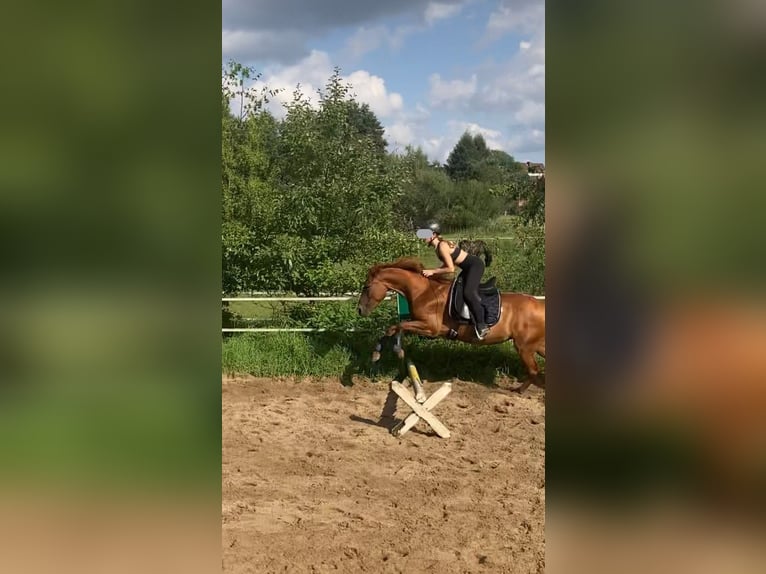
367;257;453;283
369;257;423;275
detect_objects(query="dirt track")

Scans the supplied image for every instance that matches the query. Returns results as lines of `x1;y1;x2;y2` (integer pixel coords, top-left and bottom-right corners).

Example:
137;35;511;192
222;376;545;573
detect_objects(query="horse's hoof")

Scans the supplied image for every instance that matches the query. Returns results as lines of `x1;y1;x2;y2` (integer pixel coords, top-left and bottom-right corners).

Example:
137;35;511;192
395;349;405;360
509;381;531;394
371;352;381;363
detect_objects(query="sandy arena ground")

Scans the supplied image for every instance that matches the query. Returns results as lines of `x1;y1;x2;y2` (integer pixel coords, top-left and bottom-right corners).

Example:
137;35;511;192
222;375;545;573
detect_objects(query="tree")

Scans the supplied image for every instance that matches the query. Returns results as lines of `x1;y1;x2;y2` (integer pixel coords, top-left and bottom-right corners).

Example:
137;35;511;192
346;101;387;154
445;132;490;181
222;65;417;295
395;146;454;229
506;173;545;225
476;149;526;185
221;62;280;293
441;179;504;230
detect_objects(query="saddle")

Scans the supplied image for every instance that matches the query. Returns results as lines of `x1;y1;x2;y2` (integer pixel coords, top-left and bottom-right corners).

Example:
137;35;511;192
447;275;501;326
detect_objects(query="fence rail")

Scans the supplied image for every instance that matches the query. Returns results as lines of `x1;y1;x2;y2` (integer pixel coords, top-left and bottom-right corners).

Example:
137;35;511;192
222;328;361;333
223;296;357;302
223;293;544;333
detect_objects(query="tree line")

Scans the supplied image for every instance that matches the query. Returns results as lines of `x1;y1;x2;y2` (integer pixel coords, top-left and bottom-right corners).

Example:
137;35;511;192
222;62;544;296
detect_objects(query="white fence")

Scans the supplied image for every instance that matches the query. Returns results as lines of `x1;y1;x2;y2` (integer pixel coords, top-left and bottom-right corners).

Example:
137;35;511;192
222;296;355;302
222;293;391;333
222;293;544;333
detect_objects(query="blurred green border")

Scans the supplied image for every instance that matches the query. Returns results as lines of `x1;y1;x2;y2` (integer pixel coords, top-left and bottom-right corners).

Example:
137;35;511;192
0;4;222;494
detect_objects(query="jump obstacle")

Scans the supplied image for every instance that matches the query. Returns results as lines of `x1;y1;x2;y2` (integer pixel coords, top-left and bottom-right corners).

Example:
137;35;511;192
374;294;453;438
380;358;453;439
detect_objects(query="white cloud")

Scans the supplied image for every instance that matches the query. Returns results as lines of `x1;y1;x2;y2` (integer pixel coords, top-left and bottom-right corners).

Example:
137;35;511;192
382;113;545;164
385;123;417;149
222;28;309;64
514;99;545;125
260;51;334;112
342;0;462;61
485;0;544;40
474;29;545;128
414;103;432;119
506;128;545;159
419;26;545;161
346;70;404;118
402;121;506;164
528;63;544;77
420;137;448;162
449;121;505;150
224;0;449;32
424;2;463;25
428;73;478;107
223;1;545;165
346;26;389;59
344;24;415;60
223;0;470;64
241;51;405;121
412;119;544;165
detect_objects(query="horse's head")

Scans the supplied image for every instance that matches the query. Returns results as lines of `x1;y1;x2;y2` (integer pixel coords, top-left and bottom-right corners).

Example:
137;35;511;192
357;270;389;316
358;258;427;316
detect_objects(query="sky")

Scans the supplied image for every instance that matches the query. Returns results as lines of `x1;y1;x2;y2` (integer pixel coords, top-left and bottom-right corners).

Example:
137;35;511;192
222;0;544;165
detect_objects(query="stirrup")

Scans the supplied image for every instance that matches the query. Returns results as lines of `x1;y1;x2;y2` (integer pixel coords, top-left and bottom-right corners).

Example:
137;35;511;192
474;324;490;340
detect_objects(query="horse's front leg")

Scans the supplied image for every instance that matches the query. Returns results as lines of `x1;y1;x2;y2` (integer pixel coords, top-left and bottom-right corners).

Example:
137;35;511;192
371;334;386;362
384;320;444;358
371;325;402;362
393;330;404;359
371;325;407;362
371;320;444;362
383;321;444;402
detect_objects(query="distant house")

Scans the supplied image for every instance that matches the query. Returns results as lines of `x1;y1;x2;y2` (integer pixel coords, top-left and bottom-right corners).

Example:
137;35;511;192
525;161;545;177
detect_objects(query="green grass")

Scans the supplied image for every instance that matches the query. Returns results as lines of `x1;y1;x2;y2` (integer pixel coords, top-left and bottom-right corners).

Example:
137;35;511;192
227;300;275;319
223;300;294;328
222;332;354;376
222;332;531;387
446;215;522;239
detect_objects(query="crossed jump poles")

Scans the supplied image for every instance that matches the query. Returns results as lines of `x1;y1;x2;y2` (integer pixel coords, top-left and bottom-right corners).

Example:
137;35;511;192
380;358;452;439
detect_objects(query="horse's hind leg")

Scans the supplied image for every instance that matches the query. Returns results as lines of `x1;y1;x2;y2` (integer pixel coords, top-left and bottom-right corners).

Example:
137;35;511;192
511;342;544;393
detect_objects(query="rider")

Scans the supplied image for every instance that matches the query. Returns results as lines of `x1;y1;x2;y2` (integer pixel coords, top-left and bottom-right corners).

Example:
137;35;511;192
421;222;490;340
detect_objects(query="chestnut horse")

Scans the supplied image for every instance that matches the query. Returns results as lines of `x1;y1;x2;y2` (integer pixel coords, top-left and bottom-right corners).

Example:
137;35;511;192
357;258;545;391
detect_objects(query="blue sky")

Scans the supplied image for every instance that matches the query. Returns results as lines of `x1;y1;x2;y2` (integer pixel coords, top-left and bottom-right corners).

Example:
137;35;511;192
222;0;544;164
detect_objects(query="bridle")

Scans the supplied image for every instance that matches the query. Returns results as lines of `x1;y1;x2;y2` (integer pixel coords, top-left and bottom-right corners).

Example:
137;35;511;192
363;276;409;313
361;278;387;306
